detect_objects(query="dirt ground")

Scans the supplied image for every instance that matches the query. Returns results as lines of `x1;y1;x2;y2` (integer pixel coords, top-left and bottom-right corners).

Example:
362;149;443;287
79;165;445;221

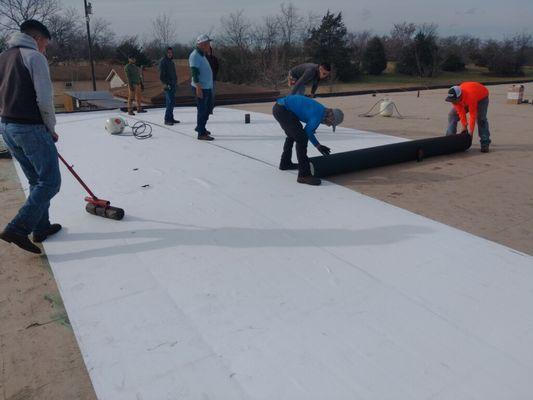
0;159;96;400
230;82;533;255
0;82;531;400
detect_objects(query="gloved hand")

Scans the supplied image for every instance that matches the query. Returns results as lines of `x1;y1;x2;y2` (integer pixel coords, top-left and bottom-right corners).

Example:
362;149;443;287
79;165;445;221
316;144;331;156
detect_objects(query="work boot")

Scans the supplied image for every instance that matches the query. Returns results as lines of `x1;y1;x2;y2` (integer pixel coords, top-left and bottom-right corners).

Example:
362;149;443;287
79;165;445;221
0;149;12;159
480;144;490;153
136;109;147;113
198;134;214;141
32;224;62;243
164;120;174;126
297;175;321;186
0;229;41;254
279;161;298;171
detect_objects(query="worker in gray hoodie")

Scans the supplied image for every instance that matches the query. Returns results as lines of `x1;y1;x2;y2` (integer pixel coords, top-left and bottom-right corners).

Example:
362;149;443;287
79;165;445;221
0;20;61;254
288;62;331;97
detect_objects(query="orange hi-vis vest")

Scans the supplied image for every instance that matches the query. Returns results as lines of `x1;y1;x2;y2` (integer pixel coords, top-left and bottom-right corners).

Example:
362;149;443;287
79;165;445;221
454;82;489;134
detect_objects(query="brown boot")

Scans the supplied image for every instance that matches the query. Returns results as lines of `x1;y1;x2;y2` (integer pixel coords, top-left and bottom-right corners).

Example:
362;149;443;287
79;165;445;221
297;175;321;186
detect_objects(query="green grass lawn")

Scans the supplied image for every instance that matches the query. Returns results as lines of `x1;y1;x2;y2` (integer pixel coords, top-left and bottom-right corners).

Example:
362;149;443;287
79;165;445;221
314;65;533;94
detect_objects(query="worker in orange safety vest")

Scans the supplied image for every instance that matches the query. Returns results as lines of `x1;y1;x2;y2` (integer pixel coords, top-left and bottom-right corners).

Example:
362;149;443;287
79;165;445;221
445;82;491;153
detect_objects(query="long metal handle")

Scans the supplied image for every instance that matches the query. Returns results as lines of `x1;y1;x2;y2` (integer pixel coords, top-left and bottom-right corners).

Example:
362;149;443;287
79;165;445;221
57;153;98;200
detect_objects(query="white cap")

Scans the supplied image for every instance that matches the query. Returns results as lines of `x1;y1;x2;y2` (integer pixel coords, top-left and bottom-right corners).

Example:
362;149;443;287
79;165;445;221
445;85;462;102
196;34;212;45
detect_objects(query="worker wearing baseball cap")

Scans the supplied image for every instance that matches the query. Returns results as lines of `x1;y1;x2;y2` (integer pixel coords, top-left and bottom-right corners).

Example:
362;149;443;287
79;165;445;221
0;20;62;253
445;82;491;153
273;94;344;186
189;34;214;140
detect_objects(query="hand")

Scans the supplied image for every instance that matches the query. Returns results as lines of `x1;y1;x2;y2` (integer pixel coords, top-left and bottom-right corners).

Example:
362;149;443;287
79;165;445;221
51;132;59;142
195;85;203;99
316;144;331;156
459;129;469;135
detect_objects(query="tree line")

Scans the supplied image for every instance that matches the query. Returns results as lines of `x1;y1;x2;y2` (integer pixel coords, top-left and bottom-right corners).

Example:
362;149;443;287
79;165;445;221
1;1;532;85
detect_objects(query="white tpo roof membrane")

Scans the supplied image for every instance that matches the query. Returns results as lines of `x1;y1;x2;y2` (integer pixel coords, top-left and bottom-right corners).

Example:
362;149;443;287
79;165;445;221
15;107;533;400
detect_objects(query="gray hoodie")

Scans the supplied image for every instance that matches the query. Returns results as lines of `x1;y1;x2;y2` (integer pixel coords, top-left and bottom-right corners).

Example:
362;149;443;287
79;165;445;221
0;32;56;133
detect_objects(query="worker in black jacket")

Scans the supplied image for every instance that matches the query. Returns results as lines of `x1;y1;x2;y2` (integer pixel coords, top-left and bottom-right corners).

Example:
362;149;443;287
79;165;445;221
206;44;219;114
158;47;180;126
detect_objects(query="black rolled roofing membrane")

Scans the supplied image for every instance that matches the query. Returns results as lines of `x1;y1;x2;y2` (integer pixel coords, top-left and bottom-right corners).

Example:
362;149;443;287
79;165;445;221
309;132;472;178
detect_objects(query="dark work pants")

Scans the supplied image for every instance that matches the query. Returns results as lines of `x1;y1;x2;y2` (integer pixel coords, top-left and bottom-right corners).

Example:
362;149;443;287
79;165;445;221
272;103;311;177
164;84;176;122
191;87;212;135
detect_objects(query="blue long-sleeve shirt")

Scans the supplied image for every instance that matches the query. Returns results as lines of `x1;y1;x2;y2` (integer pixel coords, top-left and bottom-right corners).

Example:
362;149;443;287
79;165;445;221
276;95;326;146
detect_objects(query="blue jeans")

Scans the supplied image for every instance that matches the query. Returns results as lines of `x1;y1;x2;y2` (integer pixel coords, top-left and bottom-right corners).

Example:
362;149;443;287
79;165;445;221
1;123;61;236
191;87;212;135
446;97;491;145
164;84;176;122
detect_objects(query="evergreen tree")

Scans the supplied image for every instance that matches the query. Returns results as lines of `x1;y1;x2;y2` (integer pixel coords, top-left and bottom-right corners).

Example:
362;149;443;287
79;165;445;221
362;36;387;75
115;37;152;67
396;29;439;77
305;11;358;81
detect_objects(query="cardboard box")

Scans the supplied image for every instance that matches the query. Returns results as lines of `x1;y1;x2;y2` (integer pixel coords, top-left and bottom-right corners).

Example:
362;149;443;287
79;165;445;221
507;84;524;104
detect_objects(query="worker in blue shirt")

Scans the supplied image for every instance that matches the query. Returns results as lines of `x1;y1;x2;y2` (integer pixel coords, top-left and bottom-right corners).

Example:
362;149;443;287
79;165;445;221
273;95;344;186
189;34;214;140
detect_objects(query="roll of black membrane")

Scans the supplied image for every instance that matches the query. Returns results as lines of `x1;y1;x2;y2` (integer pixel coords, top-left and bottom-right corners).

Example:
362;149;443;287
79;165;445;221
309;133;472;178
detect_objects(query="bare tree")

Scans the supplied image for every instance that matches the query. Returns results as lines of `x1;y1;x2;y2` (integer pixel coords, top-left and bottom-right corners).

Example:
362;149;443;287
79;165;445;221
152;13;177;47
46;7;83;61
347;30;372;63
219;10;251;50
277;2;303;47
0;30;7;51
385;22;416;60
0;0;60;30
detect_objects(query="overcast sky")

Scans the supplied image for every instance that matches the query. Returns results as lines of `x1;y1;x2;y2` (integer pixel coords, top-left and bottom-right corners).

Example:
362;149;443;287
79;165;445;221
63;0;532;42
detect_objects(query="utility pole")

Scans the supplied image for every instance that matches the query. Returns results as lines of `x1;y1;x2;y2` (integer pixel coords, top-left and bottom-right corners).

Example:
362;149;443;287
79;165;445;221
84;0;97;91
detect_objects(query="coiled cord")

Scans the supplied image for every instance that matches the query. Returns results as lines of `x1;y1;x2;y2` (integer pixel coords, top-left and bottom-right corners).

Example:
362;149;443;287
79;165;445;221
130;121;153;140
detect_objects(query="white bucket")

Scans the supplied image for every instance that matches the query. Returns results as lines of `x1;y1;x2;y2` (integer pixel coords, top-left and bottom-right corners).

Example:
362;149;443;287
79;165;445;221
379;99;394;117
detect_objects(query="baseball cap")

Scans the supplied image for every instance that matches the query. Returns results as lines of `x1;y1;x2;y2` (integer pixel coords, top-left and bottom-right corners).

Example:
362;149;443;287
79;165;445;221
20;20;51;40
445;85;462;102
196;34;212;45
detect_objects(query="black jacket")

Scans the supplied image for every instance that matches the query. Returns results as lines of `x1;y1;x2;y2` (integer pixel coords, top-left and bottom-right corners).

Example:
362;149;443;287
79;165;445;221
206;53;219;81
158;57;177;85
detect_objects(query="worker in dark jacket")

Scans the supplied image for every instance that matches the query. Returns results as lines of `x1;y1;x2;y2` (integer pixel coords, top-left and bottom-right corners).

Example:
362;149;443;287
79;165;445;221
273;95;344;186
159;47;180;126
0;20;61;254
288;62;331;97
206;44;219;115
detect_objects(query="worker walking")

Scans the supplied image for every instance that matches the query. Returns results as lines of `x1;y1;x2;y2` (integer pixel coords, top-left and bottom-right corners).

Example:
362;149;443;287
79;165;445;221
273;95;343;186
288;62;331;97
445;82;491;152
125;55;146;115
0;20;61;254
